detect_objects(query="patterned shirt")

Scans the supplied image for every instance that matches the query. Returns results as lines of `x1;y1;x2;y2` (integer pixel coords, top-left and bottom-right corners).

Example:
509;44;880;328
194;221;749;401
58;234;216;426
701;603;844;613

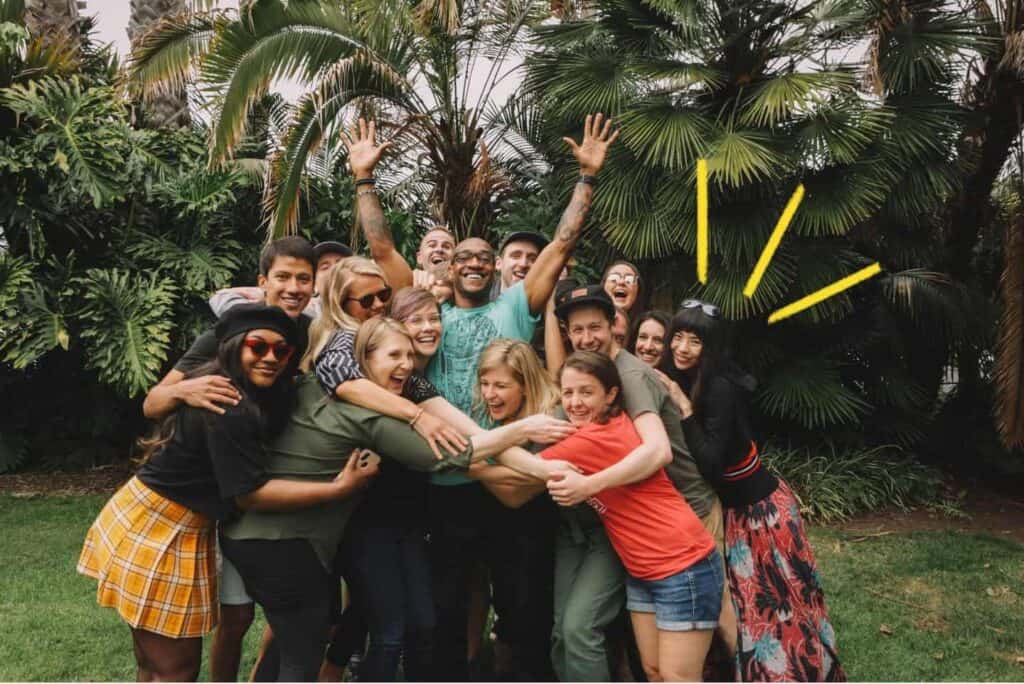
426;282;539;485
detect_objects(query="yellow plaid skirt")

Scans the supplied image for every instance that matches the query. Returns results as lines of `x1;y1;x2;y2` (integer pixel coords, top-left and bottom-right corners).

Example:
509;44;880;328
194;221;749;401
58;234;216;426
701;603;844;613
77;476;219;638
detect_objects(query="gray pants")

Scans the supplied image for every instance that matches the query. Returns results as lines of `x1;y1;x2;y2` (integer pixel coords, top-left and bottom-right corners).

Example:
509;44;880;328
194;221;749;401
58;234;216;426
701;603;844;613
550;520;626;682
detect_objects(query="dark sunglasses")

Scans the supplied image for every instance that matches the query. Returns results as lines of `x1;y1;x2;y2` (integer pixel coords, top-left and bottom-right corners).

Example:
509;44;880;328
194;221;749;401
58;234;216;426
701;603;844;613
680;299;721;318
243;336;296;362
345;287;392;309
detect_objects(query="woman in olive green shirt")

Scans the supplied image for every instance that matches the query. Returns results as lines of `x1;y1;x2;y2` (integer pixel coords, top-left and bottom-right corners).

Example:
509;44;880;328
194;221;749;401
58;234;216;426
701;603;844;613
220;318;559;681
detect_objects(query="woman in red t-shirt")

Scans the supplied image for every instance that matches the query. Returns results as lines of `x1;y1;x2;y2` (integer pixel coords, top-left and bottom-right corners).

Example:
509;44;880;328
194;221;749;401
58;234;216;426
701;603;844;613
540;351;723;682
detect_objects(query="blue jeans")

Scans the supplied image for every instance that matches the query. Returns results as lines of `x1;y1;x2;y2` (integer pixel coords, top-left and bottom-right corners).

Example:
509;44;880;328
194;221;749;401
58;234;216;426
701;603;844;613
344;520;435;681
626;550;723;631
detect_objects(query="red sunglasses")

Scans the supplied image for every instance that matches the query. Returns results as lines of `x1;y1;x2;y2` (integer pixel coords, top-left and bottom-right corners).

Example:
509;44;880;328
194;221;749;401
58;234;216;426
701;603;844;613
243;336;296;363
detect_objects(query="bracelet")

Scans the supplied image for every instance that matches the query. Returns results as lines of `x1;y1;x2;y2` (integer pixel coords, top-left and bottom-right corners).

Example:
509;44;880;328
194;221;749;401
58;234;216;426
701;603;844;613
578;174;597;187
356;187;378;198
354;177;376;187
409;407;425;428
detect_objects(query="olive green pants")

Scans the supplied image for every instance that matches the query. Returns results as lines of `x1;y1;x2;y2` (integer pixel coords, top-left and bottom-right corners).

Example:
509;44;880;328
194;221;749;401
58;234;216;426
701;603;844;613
550;519;626;682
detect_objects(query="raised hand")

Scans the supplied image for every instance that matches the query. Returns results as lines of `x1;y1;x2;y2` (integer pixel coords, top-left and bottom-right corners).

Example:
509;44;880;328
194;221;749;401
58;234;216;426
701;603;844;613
341;118;393;180
562;113;620;176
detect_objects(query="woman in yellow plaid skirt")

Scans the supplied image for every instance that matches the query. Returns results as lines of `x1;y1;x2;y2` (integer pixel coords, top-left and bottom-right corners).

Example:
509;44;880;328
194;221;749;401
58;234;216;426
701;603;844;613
78;305;377;681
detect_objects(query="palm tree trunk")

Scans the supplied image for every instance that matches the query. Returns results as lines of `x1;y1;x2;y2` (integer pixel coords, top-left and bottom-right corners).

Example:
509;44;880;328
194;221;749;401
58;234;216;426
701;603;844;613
995;211;1024;447
24;0;80;51
128;0;190;127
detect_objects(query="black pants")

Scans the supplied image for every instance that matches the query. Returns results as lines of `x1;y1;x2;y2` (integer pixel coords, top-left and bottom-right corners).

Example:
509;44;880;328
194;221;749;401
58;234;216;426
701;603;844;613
220;537;331;682
428;483;556;682
343;519;435;681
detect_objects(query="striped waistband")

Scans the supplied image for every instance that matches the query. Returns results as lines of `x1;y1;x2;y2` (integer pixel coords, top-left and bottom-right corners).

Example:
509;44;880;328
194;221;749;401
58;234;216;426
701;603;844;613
722;442;761;482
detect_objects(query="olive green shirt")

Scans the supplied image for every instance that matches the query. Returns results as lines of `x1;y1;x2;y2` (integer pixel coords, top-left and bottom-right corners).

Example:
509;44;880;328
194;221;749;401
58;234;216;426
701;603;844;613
613;350;716;519
222;374;475;568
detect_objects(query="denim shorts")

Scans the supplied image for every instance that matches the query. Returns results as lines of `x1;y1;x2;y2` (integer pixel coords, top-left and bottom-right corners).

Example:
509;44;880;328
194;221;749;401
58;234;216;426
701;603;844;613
217;538;253;606
625;549;723;631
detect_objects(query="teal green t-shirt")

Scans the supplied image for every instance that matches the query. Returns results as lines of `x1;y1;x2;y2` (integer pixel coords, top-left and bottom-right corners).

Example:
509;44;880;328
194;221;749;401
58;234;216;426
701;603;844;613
427;281;539;485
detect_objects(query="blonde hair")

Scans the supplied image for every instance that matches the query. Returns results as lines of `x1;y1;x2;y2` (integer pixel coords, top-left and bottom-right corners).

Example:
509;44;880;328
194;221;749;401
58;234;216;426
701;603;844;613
354;317;414;378
475;339;559;422
302;256;388;371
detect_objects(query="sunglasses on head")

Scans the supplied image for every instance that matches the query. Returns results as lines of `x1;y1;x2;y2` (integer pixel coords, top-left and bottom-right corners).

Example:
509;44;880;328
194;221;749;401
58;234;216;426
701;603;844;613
680;299;721;318
243;336;296;362
345;287;392;309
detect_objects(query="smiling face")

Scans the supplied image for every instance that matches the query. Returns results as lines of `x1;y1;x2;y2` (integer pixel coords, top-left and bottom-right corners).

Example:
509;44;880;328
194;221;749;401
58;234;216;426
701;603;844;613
634;318;667;366
450;238;496;304
258;256;314;318
497;240;541;289
670;329;704;371
401;301;442;359
364;329;415;395
559;366;618;427
417;229;456;270
342;273;390;321
479;365;526;424
240;329;292;388
603;264;639;311
566;306;614;356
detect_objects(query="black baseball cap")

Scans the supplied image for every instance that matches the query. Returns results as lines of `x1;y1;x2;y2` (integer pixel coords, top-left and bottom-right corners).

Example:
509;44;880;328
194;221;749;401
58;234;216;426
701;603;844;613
498;231;549;255
554;283;616;321
312;241;354;263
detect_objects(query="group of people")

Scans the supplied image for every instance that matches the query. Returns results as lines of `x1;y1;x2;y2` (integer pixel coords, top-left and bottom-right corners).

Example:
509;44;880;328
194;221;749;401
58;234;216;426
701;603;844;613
77;114;845;682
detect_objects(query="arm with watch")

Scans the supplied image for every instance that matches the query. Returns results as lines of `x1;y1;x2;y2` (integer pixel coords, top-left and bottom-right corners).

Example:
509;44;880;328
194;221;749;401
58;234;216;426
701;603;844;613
342;118;414;290
523;113;620;315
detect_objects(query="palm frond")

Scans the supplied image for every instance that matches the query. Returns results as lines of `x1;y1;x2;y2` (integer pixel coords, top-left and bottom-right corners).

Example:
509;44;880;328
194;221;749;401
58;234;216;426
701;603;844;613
124;9;224;102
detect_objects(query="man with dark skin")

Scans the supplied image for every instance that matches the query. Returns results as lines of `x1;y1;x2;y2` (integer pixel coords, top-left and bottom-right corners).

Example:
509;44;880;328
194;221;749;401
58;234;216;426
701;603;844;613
421;114;620;681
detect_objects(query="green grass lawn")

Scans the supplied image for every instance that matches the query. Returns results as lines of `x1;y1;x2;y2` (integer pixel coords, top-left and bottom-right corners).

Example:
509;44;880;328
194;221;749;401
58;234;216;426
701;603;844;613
1;494;1022;681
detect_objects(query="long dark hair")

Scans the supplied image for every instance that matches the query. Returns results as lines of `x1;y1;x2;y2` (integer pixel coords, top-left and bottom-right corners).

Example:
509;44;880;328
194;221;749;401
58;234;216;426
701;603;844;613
601;259;644;313
627;310;670;356
658;305;753;412
136;332;296;464
558;351;624;423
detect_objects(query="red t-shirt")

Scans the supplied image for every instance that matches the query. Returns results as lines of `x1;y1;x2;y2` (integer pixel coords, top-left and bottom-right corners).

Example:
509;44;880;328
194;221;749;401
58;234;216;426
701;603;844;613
540;412;716;580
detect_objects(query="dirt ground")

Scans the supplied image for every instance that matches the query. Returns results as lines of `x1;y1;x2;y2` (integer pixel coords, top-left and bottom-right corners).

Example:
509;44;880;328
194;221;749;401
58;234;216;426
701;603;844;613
2;464;1023;543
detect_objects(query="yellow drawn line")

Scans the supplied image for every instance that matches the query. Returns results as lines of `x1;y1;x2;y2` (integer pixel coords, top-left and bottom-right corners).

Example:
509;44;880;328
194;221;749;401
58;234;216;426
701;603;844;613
743;184;805;298
768;262;883;324
697;159;708;284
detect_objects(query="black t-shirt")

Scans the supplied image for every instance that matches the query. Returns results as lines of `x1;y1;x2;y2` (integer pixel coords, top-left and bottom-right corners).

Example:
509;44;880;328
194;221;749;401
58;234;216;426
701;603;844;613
137;398;269;521
174;316;311;375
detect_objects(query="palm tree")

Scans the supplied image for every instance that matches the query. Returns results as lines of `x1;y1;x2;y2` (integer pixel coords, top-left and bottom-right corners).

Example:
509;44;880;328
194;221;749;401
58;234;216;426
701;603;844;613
127;0;549;240
523;0;988;447
128;0;190;127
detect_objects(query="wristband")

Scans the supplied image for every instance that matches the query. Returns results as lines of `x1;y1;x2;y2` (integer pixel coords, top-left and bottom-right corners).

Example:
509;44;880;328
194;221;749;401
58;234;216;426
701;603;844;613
356;188;378;198
578;174;597;187
354;177;376;187
409;407;425;428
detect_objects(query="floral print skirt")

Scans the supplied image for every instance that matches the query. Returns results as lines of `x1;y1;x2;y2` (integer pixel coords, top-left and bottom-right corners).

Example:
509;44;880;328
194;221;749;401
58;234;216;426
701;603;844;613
725;480;845;682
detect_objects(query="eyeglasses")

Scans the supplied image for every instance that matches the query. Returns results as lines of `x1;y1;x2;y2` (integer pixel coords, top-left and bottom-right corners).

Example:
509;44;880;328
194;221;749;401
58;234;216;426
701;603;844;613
453;250;495;265
680;299;721;318
605;273;639;286
345;287;392;309
243;336;296;362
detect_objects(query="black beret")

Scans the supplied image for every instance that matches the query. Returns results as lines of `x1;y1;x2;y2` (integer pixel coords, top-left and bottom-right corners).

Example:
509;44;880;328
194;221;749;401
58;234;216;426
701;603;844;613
215;304;298;347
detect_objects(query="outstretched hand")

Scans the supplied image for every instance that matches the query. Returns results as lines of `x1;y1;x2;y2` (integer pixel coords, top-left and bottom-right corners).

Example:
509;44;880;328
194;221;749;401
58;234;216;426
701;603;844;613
562;113;620;176
341;118;393;180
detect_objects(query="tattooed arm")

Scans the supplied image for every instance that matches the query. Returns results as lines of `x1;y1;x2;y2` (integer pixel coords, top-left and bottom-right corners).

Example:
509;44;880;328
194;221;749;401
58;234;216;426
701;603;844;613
523;113;619;314
345;118;414;290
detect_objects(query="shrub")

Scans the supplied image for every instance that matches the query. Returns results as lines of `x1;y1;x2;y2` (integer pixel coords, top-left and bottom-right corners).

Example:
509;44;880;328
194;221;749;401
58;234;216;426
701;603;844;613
761;444;944;523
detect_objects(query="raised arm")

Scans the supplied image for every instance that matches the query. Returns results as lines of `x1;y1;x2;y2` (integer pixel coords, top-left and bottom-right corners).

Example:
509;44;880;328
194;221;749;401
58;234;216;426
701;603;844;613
343;118;412;290
523;113;619;314
544;292;566;380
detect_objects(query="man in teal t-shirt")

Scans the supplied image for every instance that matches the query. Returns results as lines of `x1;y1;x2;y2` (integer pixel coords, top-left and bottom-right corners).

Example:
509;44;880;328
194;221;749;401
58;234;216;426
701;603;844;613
424;114;620;682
